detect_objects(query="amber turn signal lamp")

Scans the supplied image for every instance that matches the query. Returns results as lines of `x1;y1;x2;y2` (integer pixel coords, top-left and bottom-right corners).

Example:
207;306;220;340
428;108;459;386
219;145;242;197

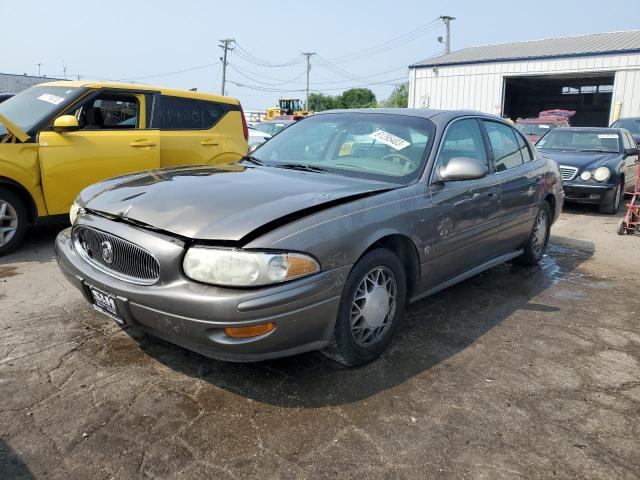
224;323;275;338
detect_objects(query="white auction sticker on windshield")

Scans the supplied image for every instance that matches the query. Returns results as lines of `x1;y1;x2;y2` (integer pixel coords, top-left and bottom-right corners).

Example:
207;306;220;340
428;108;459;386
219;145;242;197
539;125;550;129
370;130;411;150
37;93;65;105
598;134;618;139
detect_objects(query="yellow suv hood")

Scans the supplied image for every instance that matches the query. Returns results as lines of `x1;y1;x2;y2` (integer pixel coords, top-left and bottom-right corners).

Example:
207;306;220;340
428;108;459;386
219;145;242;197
0;112;30;142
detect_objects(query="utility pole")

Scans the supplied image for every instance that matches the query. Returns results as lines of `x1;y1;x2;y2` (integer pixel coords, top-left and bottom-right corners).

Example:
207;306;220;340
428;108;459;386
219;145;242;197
62;60;68;80
439;16;455;54
36;63;42;77
219;38;235;96
302;52;315;110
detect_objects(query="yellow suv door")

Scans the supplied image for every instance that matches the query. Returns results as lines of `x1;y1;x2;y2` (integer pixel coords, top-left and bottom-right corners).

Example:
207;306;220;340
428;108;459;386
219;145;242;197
158;95;244;167
38;90;161;215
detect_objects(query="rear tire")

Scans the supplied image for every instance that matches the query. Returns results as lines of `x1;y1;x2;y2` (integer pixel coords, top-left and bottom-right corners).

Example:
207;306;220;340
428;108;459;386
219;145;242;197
323;248;407;366
0;187;28;257
515;202;551;266
599;178;623;215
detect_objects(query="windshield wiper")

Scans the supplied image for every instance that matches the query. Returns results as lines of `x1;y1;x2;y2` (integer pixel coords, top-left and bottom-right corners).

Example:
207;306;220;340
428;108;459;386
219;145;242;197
239;155;264;166
272;163;329;173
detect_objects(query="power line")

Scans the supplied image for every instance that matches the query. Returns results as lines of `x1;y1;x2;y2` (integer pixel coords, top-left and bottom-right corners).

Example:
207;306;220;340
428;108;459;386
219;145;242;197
227;63;306;86
233;44;304;68
326;18;441;64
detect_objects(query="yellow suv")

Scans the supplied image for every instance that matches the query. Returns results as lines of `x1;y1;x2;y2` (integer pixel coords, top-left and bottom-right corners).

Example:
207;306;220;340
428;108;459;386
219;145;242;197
0;81;249;254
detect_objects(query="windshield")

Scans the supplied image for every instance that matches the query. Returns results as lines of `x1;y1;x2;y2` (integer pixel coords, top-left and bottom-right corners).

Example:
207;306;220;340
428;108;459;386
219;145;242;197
250;112;435;184
0;85;84;134
516;122;553;136
254;121;290;136
536;130;620;153
611;118;640;134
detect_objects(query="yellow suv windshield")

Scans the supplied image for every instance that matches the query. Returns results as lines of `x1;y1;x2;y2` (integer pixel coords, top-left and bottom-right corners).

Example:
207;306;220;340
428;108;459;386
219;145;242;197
0;85;84;134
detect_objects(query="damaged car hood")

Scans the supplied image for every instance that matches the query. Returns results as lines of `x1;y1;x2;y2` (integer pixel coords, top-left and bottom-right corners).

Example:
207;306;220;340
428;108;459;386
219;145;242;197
82;164;397;241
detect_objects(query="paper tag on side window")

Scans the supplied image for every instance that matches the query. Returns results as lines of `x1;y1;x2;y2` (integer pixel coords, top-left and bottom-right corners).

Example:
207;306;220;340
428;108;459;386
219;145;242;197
37;93;65;105
370;130;410;151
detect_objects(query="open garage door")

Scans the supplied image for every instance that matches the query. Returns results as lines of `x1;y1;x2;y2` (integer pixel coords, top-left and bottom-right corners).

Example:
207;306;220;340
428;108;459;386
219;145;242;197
503;73;614;127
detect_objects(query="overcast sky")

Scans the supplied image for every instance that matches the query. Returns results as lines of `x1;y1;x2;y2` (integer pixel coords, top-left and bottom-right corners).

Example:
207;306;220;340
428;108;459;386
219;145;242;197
2;0;639;110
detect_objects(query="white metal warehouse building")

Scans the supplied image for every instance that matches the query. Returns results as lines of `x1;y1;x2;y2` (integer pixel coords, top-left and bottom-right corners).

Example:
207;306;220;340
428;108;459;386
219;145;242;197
408;30;640;126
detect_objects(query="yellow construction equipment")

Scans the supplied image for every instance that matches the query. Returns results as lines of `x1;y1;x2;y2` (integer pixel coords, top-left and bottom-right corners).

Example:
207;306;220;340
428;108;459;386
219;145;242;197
265;98;311;121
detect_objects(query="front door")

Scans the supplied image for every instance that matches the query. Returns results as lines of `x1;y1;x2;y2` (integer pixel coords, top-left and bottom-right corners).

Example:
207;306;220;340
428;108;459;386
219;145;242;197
622;131;639;192
428;118;501;287
38;91;160;215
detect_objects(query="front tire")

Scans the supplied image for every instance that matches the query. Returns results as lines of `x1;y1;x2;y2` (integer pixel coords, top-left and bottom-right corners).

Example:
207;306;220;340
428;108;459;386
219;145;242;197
599;178;623;215
324;248;407;366
0;188;28;257
515;202;551;266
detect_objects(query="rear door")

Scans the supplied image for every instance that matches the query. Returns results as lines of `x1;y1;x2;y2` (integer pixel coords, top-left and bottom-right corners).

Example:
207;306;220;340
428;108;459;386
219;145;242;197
38;90;160;215
158;96;227;167
427;118;501;287
482;120;541;251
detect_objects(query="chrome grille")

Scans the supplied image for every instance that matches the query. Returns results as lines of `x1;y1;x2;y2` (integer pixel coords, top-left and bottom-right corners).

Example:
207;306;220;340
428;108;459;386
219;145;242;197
559;165;578;181
73;226;160;285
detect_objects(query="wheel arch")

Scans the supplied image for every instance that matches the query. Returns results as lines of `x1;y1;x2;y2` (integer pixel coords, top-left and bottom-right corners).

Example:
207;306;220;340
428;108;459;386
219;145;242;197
0;177;38;223
358;233;421;298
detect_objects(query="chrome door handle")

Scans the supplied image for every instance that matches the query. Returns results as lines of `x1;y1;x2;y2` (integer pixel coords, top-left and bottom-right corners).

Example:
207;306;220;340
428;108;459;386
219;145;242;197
129;140;157;148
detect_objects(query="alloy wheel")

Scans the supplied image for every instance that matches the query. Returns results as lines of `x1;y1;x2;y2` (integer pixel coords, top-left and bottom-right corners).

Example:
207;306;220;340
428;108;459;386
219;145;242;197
530;210;548;257
350;266;397;347
0;200;19;247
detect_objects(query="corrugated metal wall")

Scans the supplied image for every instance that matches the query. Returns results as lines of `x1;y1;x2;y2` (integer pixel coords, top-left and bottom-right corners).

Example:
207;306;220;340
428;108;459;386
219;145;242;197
409;53;640;123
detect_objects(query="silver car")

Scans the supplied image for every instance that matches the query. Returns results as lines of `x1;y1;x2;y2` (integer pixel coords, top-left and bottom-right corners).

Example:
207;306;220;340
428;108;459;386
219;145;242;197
56;109;563;365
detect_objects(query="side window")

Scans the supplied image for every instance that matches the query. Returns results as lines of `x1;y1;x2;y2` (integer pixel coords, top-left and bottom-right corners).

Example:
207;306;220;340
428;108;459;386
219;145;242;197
622;132;633;149
161;97;203;129
514;129;533;162
160;97;226;130
437;119;488;168
201;101;224;127
628;132;638;148
483;121;524;171
75;94;139;130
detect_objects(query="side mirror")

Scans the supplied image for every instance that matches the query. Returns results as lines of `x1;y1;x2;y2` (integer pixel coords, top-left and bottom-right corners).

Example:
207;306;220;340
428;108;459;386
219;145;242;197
53;115;79;133
438;157;488;182
624;147;638;156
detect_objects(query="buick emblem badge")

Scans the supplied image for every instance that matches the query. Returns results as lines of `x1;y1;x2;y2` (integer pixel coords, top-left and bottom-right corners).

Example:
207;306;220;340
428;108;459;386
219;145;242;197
101;241;114;264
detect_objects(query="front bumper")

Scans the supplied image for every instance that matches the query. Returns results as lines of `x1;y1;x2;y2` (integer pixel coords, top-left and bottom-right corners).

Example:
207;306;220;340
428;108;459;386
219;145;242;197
563;182;616;205
55;219;347;362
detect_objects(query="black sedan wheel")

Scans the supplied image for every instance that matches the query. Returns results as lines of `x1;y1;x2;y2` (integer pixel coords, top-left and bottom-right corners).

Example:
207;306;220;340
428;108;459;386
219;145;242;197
599;178;624;215
0;188;28;256
516;202;551;266
324;248;406;366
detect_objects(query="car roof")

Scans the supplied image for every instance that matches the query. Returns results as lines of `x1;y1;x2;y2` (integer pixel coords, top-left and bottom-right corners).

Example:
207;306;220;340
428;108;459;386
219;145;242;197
34;80;239;105
551;127;622;133
517;117;563;124
315;107;495;120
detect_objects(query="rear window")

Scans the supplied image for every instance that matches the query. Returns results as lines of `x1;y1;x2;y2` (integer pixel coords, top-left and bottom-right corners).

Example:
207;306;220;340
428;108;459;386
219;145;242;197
537;130;620;153
160;96;225;130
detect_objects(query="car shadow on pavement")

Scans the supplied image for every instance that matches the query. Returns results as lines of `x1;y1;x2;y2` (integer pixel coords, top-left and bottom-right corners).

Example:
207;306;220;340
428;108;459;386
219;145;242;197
0;439;34;480
0;225;65;267
130;238;594;408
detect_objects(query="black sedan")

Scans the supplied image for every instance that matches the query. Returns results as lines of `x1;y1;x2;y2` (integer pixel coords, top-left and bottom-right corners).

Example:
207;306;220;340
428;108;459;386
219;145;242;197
536;127;639;214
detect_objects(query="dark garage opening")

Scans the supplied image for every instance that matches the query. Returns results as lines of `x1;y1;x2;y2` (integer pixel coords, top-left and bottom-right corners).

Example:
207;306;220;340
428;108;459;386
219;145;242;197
503;73;614;126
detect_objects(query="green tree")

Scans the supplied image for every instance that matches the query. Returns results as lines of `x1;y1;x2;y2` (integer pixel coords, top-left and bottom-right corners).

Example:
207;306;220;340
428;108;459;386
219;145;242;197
308;93;336;112
380;83;409;108
336;88;377;109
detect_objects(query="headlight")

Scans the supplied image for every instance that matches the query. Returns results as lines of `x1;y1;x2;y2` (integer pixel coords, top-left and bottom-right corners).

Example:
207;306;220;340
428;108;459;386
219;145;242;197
183;248;320;286
593;166;611;182
69;201;85;224
580;171;592;181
